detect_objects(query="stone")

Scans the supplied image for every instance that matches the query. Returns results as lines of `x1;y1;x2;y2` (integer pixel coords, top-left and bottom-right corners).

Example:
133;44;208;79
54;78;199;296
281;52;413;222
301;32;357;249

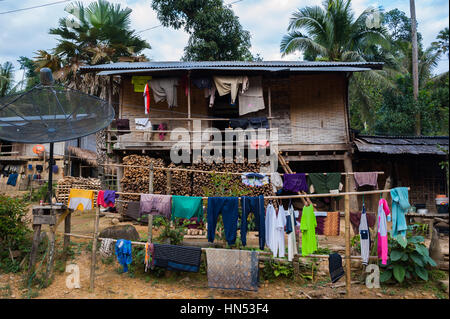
111;218;120;225
99;225;140;241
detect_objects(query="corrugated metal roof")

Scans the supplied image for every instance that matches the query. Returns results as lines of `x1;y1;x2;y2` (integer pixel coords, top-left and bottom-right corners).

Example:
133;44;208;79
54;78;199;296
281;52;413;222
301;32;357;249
354;135;449;155
80;60;383;73
95;66;372;76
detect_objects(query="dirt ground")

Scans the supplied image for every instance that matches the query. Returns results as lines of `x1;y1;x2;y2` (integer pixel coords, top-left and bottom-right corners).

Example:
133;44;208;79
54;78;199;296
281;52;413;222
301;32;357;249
1;203;449;299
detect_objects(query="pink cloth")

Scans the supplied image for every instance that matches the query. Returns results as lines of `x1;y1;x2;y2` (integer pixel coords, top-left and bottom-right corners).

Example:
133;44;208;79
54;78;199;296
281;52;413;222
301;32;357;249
377;198;391;265
354;172;378;189
97;190;114;208
250;140;269;150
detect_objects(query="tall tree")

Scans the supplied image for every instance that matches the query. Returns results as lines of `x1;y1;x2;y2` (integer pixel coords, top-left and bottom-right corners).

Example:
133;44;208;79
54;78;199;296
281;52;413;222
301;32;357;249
151;0;256;61
17;56;40;90
0;62;16;97
432;27;449;58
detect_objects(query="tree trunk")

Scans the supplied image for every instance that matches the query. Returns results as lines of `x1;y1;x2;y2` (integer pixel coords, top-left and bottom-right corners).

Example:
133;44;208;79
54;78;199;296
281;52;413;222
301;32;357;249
410;0;420;136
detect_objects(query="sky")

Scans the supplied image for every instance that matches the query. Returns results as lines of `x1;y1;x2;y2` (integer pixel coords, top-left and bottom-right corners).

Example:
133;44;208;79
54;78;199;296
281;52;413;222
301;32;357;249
0;0;448;87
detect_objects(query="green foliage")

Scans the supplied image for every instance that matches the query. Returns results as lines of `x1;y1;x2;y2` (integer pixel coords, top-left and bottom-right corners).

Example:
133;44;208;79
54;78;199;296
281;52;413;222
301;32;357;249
24;182;57;203
380;228;437;285
151;0;257;61
155;217;191;246
0;195;31;273
261;260;294;281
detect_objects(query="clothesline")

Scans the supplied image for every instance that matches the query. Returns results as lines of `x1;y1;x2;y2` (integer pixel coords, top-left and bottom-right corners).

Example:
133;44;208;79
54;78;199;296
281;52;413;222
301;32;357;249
100;163;384;177
66;187;406;201
56;231;378;261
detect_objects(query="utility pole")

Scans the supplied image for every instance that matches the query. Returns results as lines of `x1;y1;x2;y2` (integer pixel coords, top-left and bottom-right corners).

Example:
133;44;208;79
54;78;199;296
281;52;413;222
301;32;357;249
410;0;420;135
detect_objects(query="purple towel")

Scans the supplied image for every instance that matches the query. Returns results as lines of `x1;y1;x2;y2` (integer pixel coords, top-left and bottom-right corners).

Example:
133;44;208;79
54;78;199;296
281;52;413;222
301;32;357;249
139;194;172;219
103;190;118;205
283;173;308;192
354;172;378;189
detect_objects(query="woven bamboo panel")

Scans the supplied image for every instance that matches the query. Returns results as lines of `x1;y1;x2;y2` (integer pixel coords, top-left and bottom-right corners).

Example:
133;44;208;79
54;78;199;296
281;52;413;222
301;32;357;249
55;176;101;205
289;74;347;144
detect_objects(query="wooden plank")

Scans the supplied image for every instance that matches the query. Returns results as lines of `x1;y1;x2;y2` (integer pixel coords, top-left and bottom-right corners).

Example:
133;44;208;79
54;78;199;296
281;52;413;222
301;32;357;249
28;225;41;277
90;206;100;291
279;143;350;152
284;154;345;161
344;174;351;298
33;215;56;225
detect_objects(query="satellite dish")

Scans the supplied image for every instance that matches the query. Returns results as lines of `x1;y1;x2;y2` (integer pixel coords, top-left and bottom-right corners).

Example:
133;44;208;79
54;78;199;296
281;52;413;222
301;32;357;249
0;68;115;201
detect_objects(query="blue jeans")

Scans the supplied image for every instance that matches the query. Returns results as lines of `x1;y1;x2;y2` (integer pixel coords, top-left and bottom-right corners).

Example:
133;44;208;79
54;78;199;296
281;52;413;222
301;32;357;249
207;197;239;245
241;195;266;250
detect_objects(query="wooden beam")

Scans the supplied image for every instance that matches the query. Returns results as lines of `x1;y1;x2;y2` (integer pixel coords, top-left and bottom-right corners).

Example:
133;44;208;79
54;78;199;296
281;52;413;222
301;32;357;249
344;173;351;298
279;144;350;152
284;154;345;161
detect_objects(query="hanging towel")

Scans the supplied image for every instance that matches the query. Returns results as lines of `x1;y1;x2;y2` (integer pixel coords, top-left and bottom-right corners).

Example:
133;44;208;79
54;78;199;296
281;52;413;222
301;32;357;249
213;76;249;104
205;248;259;291
143;83;151;114
139;194;172;219
354;172;378;189
359;205;370;266
6;173;18;186
36;165;43;173
323;211;340;236
28;164;33;170
158;123;168;141
98;190;117;208
115;239;132;272
150;78;179;108
377;198;391;265
238;76;265;115
99;238;114;258
171;195;204;221
271;172;283;193
265;204;286;258
308;173;342;194
207;197;239;246
135;118;152;130
283;173;308;192
328;253;345;283
300;204;317;256
68;189;95;211
390;187;410;238
241;172;269;187
52;165;58;174
153;244;202;272
131;75;152;92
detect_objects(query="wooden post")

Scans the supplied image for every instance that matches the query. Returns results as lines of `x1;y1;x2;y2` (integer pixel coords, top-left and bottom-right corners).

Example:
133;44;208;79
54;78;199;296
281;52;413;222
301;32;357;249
345;173;351;297
28;224;41;277
268;83;272;129
148;163;154;243
90;206;100;291
45;225;56;286
63;209;71;254
167;169;172;195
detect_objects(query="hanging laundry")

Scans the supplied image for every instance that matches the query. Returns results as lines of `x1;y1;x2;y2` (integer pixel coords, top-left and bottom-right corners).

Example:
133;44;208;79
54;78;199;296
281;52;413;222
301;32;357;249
28;164;33;170
229;118;250;129
135;118;152;130
281;203;298;261
248;117;269;129
270;172;283;193
97;190;113;208
328;253;345;283
308;172;342;194
283;173;308;193
300;204;317;256
158;122;168;141
250;139;269;150
359;204;370;266
36;164;43;173
143;83;151;114
354;172;378;189
207;197;239;246
6;173;18;186
238;76;265;115
323;211;340;236
150;78;179;108
265;203;285;258
377;198;391;265
99;238;114;258
68;189;95;211
205;248;259;291
193;77;213;90
171;195;203;221
153;244;202;272
144;242;154;272
98;190;117;208
115;119;130;135
350;211;376;235
213;76;249;104
241;195;266;250
52;165;58;174
115;239;132;272
241;172;269;187
139;194;172;219
390;187;410;238
131;75;152;92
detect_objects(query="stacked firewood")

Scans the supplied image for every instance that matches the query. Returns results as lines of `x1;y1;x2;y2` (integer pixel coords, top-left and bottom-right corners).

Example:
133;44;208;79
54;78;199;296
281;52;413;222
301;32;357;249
167;162;191;196
55;176;101;205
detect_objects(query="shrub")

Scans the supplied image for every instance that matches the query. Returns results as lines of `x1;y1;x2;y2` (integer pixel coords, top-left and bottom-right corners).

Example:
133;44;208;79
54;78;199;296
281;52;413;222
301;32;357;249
380;227;437;284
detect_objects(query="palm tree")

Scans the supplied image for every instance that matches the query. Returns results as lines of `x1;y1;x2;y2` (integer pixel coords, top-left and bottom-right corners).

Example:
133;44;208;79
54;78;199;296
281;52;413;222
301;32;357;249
35;0;150;95
0;62;16;97
280;0;390;62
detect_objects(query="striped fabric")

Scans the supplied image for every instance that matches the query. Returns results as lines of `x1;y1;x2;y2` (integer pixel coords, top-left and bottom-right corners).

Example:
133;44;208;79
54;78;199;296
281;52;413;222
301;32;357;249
153;244;202;272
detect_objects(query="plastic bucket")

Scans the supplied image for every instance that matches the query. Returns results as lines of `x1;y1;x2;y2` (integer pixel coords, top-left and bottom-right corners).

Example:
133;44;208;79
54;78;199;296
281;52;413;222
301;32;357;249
436;197;449;205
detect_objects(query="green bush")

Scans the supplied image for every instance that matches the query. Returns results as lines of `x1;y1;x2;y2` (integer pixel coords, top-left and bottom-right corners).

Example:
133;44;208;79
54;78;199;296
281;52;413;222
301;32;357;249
380;227;437;284
0;195;31;273
261;260;294;280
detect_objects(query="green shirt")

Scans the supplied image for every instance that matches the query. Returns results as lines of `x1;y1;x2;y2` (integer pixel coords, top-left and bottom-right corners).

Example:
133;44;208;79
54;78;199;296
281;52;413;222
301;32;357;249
171;195;204;221
300;204;317;256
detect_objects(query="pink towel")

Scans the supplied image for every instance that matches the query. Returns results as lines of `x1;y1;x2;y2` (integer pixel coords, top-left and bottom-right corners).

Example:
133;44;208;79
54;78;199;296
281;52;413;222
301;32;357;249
97;190;114;208
354;172;378;189
377;198;390;265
